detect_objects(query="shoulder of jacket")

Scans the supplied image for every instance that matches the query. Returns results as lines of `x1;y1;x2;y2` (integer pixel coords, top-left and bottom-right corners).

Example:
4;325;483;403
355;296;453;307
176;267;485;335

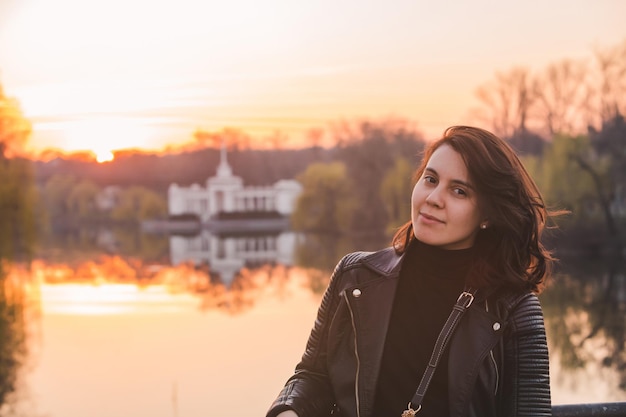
493;289;542;321
338;247;400;274
339;251;374;269
502;290;538;308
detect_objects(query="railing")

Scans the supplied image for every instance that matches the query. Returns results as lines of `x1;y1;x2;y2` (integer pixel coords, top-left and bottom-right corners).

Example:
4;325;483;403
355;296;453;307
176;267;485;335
553;402;626;416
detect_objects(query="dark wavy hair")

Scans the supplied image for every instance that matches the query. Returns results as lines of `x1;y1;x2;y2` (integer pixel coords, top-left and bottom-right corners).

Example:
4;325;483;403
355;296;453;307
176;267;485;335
392;126;559;293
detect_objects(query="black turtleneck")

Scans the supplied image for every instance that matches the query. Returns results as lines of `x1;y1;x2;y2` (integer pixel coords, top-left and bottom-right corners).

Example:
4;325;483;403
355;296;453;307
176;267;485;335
373;240;474;417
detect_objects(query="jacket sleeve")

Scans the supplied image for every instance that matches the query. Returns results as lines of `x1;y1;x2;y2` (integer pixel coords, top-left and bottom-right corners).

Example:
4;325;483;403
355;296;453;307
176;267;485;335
500;293;552;417
266;255;349;417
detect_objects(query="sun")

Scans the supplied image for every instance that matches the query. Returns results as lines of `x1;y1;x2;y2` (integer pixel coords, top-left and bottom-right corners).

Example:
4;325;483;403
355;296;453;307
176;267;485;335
95;149;115;163
62;116;156;161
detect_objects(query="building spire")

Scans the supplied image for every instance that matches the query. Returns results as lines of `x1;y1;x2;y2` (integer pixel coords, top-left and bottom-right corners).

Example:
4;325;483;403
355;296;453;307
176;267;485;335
217;138;232;177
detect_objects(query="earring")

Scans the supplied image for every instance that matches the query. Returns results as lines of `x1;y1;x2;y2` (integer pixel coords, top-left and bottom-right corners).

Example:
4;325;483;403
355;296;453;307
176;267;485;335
480;223;487;229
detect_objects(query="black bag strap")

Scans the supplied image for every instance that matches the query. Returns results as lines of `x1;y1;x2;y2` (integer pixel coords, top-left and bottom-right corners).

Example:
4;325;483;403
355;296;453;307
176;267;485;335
401;290;476;417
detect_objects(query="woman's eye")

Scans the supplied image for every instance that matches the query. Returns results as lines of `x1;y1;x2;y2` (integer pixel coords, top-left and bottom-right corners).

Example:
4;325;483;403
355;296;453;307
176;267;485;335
424;175;436;184
453;188;467;196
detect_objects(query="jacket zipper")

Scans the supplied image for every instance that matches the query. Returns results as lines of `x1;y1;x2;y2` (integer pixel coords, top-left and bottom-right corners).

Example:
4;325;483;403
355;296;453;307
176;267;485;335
485;300;500;395
344;291;361;417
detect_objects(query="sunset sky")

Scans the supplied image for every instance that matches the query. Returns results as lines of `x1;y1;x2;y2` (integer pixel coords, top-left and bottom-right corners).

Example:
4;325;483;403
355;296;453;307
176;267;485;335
1;0;625;159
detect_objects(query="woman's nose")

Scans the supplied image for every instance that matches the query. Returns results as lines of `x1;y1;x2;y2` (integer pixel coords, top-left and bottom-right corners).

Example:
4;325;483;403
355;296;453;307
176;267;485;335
425;187;443;208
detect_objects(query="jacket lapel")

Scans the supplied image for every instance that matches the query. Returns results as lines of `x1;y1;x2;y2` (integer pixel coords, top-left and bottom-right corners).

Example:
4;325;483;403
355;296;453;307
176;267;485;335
344;248;404;417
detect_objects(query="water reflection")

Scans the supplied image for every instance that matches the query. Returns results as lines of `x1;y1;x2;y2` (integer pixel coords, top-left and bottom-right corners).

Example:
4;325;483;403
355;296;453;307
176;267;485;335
0;151;37;414
1;229;625;415
0;265;32;415
542;256;626;403
169;230;297;286
30;257;297;316
41;224;169;264
20;263;321;417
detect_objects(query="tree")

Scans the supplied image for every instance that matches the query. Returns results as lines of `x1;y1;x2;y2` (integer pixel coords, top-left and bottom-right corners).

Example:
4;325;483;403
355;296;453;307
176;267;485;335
591;40;626;127
526;133;623;253
380;157;413;235
332;119;424;233
291;162;357;234
591;114;626;182
506;129;547;156
0;158;37;260
473;67;537;138
137;188;168;220
533;134;598;219
266;130;289;150
42;174;78;220
534;59;589;136
192;128;252;151
68;180;100;219
0;84;37;261
305;128;325;149
586;115;626;252
111;186;167;223
0;85;31;158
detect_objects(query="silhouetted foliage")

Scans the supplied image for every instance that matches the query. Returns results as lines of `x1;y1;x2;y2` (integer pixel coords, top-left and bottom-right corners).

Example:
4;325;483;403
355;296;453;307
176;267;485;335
0;85;31;158
586;114;626;252
34;146;336;193
292;162;357;234
379;157;413;234
0;84;37;262
590;113;626;180
506;129;547;156
333;119;425;233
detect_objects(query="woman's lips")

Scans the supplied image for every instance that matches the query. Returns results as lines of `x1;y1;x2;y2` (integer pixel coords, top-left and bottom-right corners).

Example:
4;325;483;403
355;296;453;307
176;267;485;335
419;212;444;224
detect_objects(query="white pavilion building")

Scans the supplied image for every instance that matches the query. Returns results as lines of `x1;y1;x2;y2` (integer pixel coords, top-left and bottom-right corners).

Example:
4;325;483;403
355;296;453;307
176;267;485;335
167;144;302;223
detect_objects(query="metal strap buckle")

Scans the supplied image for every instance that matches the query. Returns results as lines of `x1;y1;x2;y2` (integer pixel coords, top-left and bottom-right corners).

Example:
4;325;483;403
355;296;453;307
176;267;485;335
401;402;421;416
457;291;475;308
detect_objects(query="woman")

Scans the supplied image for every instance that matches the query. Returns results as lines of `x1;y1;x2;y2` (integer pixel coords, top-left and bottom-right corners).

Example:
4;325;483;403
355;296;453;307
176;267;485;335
267;126;555;417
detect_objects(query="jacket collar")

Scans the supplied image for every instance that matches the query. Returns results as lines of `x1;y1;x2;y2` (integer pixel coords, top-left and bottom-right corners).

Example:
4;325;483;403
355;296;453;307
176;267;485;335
360;247;405;278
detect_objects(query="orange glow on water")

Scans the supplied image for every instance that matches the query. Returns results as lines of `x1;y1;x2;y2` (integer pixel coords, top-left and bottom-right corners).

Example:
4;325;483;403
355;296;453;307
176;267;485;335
40;283;196;315
11;259;322;417
27;257;315;316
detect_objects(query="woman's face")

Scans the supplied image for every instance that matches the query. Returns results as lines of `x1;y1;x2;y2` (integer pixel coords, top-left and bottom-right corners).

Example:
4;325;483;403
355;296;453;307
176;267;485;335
411;144;484;250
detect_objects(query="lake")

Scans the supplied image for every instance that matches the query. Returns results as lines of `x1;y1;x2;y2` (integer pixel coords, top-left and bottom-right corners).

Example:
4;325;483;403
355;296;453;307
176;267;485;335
0;229;624;417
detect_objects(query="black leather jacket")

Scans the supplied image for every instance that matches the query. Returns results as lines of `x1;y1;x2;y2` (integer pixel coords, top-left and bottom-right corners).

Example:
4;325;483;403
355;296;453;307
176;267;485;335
268;248;552;417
